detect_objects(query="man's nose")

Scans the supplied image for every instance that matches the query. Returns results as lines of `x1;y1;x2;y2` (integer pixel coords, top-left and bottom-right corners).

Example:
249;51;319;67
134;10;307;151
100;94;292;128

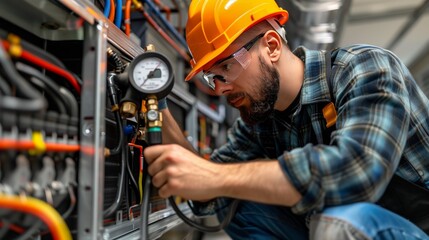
214;80;233;96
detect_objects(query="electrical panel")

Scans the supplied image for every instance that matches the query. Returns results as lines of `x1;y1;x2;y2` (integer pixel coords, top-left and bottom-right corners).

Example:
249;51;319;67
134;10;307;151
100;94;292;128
0;0;229;239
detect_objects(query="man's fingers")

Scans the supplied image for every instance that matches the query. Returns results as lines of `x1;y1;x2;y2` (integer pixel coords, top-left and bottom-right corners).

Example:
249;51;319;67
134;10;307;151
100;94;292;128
157;178;181;199
144;144;167;164
158;184;172;199
152;170;167;188
147;156;164;176
153;171;177;199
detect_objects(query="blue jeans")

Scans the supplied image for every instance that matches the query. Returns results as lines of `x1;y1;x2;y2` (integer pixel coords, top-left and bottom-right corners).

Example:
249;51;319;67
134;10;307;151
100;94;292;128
218;201;429;240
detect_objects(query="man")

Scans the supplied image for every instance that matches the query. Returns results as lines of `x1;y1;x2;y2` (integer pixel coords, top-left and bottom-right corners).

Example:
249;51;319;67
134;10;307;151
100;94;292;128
144;0;429;239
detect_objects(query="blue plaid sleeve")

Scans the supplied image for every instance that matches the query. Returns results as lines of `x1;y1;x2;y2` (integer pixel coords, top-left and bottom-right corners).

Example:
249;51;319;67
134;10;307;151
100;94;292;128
282;46;412;214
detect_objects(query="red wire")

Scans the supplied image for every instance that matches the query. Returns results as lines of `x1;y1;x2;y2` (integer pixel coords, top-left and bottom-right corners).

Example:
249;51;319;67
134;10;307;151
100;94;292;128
20;51;81;94
0;222;25;234
2;41;81;94
128;143;143;171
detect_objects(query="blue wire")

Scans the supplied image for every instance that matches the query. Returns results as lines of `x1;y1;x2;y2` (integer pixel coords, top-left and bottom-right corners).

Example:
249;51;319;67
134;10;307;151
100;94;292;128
142;0;188;48
115;0;123;28
103;0;111;18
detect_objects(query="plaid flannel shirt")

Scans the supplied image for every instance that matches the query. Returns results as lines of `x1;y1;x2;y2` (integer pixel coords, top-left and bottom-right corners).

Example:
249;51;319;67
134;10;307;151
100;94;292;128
190;45;429;216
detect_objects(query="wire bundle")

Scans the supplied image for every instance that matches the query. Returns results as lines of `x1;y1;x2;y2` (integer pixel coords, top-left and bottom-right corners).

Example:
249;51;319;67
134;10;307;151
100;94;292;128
0;33;80;239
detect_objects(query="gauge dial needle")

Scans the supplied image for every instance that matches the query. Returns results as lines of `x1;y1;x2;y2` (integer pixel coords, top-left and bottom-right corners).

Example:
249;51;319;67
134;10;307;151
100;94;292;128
140;62;161;87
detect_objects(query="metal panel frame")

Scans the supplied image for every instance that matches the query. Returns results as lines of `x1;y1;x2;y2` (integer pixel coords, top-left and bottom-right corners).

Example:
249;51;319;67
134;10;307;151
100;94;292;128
78;21;107;240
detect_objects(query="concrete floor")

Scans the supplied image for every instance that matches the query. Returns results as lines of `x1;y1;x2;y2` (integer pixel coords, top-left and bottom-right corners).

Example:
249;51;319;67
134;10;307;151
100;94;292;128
201;216;231;240
202;231;231;240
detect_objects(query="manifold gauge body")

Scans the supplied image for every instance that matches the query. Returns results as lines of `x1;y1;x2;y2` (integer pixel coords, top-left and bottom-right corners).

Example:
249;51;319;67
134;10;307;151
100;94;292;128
128;51;174;99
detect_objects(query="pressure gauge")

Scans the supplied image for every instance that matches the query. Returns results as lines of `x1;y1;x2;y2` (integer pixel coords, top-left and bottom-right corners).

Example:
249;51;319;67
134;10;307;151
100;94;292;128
128;51;174;99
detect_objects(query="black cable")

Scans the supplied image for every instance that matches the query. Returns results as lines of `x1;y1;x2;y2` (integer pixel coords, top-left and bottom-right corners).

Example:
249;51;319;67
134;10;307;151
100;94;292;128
0;45;47;100
71;72;83;86
103;142;126;217
30;76;67;115
106;73;124;156
15;62;69;115
140;160;151;239
127;146;141;203
0;220;11;239
169;198;240;233
125;163;131;217
15;62;78;117
141;127;161;239
102;71;127;217
14;219;43;240
109;111;125;156
59;86;79;118
0;38;46;113
0;95;45;113
0;29;66;69
0;74;11;95
0;31;82;93
61;185;77;219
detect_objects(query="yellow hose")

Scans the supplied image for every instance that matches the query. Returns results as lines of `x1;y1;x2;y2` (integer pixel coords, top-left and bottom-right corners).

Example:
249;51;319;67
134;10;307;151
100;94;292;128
0;195;72;240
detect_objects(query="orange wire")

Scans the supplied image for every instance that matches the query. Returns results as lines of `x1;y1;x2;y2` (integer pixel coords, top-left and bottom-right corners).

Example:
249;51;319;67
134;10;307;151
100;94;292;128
109;0;115;22
0;139;80;152
0;195;72;240
46;142;80;152
125;0;132;36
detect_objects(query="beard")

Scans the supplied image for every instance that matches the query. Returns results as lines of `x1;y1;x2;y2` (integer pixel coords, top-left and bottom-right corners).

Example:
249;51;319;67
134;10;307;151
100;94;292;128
228;55;280;125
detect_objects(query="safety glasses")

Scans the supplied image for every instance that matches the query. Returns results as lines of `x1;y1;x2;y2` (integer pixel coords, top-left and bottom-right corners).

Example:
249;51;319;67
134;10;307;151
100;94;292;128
202;33;264;90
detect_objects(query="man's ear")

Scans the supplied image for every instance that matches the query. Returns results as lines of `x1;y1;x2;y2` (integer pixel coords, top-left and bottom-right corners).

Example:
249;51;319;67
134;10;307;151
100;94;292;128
264;30;282;62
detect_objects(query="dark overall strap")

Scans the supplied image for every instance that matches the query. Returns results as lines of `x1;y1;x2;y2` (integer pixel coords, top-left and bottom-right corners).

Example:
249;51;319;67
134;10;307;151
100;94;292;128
324;50;334;101
305;50;336;144
323;50;337;128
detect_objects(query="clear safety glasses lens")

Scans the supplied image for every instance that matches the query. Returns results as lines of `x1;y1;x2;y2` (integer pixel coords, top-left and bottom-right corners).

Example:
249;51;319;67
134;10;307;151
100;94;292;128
203;47;251;90
202;33;264;90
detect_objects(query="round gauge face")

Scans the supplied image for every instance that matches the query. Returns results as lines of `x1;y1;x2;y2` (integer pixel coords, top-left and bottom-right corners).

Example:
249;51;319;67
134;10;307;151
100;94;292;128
132;56;170;92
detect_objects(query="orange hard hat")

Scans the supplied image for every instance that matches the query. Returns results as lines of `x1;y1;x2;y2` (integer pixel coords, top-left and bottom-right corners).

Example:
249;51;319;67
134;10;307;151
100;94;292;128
185;0;289;81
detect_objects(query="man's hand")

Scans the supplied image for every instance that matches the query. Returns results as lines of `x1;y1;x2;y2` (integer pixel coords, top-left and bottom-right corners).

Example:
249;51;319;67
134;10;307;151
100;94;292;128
144;144;221;200
144;144;302;206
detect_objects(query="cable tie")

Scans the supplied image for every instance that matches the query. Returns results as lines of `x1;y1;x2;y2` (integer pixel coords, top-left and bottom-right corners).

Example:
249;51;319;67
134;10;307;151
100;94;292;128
29;131;47;155
7;34;22;58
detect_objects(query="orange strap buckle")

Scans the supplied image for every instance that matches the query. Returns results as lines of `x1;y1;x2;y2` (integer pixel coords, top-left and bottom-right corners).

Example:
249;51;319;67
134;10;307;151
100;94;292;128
323;102;337;128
